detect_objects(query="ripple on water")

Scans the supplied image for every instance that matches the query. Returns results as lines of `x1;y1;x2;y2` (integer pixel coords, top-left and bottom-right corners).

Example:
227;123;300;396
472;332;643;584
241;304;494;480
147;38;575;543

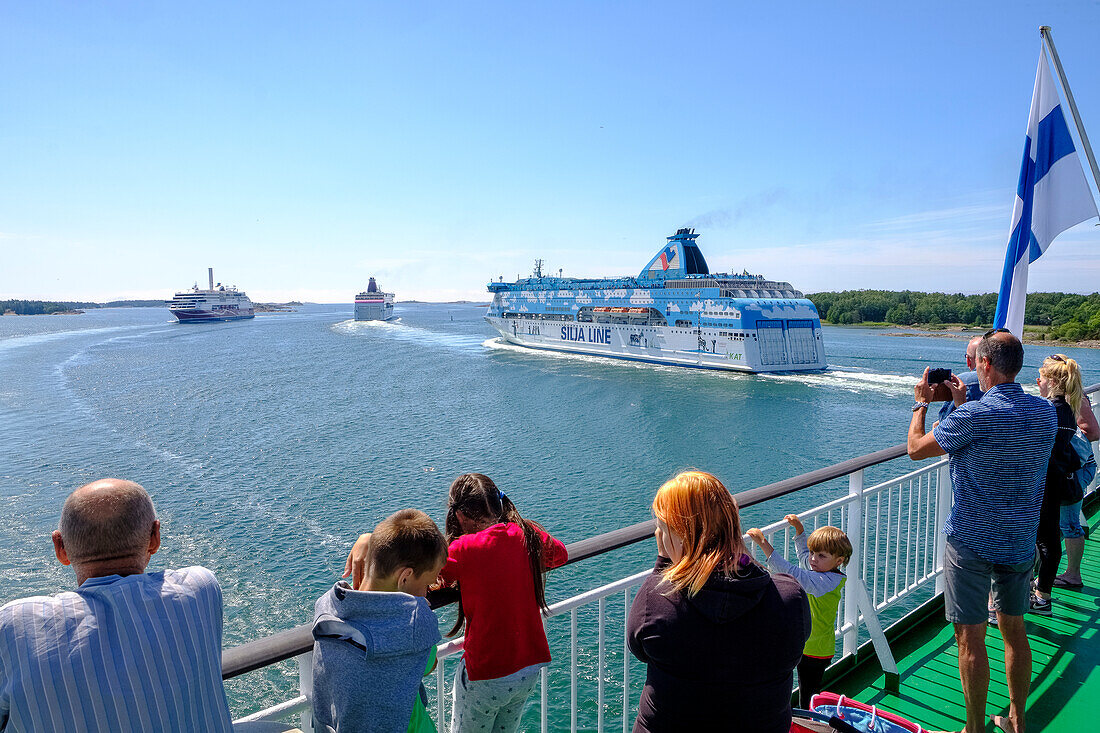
4;307;1098;718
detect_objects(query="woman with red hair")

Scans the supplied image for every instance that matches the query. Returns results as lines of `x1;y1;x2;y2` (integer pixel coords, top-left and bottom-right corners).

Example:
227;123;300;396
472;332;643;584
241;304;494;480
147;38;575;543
626;471;810;732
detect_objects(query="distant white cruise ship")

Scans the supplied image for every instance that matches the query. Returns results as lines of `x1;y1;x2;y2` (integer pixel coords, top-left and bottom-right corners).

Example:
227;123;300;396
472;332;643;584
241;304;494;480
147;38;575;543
354;277;395;321
167;268;255;323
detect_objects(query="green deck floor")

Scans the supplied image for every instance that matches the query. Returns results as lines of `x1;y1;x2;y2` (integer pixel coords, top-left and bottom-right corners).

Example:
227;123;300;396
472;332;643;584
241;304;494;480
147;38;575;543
834;515;1100;732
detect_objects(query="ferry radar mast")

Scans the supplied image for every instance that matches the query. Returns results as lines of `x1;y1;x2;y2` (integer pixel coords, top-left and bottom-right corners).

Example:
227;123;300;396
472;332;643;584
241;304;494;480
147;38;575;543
533;259;544;278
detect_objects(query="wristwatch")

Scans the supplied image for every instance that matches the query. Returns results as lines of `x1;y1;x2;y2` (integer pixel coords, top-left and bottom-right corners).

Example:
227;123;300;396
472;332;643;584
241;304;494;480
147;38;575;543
912;401;930;412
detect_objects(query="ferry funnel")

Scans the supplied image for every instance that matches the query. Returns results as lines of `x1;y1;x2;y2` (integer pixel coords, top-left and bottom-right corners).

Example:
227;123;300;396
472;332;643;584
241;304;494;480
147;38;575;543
208;268;214;291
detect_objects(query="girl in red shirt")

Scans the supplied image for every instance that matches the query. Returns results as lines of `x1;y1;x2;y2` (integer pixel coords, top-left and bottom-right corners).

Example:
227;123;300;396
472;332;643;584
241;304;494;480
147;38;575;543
439;473;568;733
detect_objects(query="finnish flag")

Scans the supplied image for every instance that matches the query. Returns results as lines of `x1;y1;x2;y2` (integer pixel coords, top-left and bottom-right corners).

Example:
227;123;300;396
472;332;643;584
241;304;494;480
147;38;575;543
993;48;1098;337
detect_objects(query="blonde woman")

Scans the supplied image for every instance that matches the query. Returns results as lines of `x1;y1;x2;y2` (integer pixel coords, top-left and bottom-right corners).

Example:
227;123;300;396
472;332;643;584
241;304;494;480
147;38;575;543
626;471;810;733
1033;355;1094;613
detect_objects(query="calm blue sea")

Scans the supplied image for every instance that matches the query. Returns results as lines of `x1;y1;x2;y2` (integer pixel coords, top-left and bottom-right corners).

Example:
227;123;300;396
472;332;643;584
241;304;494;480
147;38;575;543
3;304;1097;720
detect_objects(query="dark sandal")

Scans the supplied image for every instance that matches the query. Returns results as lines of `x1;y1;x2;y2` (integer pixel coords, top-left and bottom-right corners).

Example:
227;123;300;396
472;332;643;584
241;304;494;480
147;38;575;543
1053;577;1084;589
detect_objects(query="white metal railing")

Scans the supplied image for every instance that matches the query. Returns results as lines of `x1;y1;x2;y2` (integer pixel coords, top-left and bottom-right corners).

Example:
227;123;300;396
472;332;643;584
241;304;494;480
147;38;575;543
747;459;950;665
425;569;652;733
232;440;1100;732
234;458;958;731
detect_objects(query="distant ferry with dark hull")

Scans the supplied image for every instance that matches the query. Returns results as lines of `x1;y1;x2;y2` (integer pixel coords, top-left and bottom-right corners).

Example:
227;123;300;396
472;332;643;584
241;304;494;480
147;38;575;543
354;277;395;321
485;229;827;373
167;268;255;323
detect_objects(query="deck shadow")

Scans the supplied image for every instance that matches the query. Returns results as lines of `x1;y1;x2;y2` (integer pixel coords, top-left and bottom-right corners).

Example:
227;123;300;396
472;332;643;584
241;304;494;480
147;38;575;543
833;514;1100;732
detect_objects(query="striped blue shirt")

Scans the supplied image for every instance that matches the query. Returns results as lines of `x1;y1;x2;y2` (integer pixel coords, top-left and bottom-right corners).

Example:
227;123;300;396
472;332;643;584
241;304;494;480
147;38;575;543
0;566;232;732
934;382;1056;564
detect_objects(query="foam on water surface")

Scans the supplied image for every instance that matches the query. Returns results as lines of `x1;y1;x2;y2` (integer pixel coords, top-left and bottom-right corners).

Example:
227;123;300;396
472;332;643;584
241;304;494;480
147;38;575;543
332;317;487;351
3;307;1097;719
484;337;921;394
0;323;151;355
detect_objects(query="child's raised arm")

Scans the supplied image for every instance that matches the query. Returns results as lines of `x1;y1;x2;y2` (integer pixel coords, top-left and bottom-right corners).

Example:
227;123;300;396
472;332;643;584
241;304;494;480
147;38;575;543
746;528;775;559
761;533;845;598
785;514;805;536
784;515;812;564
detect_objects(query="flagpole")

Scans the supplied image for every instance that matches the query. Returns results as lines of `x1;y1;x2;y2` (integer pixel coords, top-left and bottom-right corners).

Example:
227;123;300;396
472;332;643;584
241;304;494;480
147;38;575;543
1040;26;1100;208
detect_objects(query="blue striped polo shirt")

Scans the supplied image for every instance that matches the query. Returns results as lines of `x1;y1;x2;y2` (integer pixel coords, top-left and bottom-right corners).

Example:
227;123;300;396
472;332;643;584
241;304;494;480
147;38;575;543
933;382;1056;564
0;566;232;732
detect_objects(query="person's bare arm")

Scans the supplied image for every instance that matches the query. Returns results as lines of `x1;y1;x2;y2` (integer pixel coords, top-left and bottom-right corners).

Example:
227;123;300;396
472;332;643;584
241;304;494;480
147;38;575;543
909;368;947;460
784;514;804;536
342;533;371;590
746;528;775;558
1078;396;1100;441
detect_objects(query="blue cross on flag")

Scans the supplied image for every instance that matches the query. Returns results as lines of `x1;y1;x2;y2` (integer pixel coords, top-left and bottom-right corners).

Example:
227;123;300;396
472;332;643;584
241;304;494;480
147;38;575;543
993;47;1098;337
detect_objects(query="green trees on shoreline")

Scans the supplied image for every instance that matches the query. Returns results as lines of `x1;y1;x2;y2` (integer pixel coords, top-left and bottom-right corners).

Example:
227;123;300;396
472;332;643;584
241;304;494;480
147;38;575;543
1;300;164;315
807;290;1100;341
1;300;97;315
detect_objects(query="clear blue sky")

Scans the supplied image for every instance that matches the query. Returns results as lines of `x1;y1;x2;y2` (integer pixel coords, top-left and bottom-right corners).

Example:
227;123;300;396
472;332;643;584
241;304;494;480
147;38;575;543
4;1;1100;302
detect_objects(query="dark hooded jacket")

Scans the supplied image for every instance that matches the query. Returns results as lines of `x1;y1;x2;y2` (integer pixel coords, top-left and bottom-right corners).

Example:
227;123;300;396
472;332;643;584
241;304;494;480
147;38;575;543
627;556;810;733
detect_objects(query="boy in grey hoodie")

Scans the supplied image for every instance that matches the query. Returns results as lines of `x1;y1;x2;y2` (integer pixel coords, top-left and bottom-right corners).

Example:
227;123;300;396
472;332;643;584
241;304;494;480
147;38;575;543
313;509;448;733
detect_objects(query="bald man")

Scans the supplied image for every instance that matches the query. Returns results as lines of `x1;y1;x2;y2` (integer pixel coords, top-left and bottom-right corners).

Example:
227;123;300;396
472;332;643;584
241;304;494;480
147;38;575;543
0;479;232;732
938;335;985;422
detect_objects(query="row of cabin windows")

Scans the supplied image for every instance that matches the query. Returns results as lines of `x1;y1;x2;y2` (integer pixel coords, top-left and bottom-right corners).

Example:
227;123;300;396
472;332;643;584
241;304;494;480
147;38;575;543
501;314;758;339
502;312;571;321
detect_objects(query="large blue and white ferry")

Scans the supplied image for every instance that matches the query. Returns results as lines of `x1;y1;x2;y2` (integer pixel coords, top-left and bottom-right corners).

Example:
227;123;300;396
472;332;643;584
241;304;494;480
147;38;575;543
485;228;827;372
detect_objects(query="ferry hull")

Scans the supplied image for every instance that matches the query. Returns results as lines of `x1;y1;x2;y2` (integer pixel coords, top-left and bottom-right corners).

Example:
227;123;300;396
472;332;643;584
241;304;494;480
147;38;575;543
354;301;395;321
486;316;826;373
171;309;255;323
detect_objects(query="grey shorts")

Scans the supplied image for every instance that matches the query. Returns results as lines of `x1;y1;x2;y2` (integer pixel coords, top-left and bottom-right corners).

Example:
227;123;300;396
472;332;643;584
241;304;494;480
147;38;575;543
944;536;1034;624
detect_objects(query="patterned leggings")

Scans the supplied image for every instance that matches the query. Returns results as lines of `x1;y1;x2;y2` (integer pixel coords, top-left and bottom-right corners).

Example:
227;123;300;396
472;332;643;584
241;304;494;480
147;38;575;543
450;659;543;733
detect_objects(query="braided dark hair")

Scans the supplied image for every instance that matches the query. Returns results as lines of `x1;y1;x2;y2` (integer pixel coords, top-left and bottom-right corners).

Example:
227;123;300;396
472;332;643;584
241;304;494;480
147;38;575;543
444;473;548;637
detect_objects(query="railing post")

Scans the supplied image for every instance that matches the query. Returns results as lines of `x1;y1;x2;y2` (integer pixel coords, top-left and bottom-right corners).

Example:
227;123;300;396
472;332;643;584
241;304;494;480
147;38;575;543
850;578;899;693
298;650;314;733
842;469;864;658
934;461;953;594
597;596;606;733
436;657;446;731
541;666;548;733
570;608;578;733
623;588;631;733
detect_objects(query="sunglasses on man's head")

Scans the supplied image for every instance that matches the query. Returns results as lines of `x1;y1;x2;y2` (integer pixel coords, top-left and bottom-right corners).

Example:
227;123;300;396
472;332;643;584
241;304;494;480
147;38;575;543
983;328;1011;338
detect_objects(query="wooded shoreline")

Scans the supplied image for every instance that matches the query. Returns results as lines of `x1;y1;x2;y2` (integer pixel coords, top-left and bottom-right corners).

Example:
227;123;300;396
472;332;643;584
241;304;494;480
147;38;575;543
808;290;1100;344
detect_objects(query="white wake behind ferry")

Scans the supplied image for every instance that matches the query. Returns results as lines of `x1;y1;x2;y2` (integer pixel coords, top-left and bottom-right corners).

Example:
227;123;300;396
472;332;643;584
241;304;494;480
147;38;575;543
167;268;254;323
485;229;827;373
